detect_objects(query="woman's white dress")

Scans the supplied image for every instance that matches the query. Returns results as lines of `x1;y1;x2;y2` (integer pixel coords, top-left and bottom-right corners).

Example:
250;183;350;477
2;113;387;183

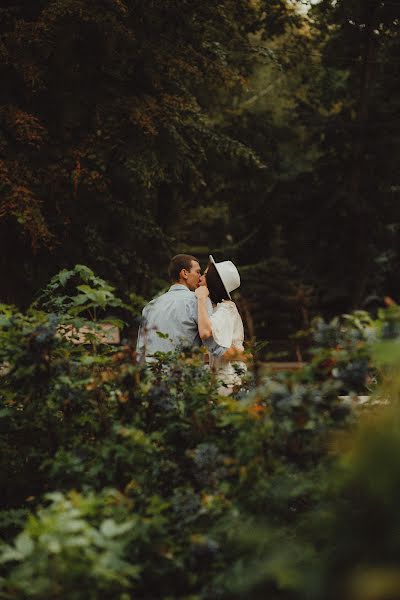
209;300;246;395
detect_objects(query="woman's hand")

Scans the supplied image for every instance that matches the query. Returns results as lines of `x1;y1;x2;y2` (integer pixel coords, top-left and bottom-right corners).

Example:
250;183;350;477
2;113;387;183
195;286;209;300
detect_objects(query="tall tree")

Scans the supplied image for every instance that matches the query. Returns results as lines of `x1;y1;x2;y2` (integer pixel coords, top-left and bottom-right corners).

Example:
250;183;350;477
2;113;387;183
209;0;400;332
0;0;262;303
306;0;400;308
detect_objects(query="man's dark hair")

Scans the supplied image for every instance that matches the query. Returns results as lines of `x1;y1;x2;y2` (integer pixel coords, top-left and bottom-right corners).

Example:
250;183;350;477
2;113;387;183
206;263;230;305
168;254;199;282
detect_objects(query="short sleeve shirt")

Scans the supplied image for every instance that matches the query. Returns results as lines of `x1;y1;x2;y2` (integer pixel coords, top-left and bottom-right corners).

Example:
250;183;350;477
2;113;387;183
136;284;227;361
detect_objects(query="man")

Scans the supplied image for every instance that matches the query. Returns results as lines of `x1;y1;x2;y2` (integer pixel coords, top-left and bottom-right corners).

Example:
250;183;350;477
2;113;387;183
136;254;227;362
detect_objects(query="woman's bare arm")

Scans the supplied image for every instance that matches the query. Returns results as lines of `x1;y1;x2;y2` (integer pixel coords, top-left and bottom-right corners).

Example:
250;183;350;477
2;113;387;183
195;286;213;340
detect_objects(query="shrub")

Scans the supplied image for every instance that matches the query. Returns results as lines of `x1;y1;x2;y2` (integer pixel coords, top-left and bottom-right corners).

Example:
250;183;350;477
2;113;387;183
4;267;397;598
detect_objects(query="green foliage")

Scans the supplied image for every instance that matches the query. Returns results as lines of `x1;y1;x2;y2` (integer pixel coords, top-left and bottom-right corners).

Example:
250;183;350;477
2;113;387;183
197;0;400;347
35;264;125;319
239;254;306;348
1;0;399;350
3;267;400;597
199;309;400;600
0;0;263;303
0;490;140;599
301;310;377;394
0;266;366;598
306;414;400;600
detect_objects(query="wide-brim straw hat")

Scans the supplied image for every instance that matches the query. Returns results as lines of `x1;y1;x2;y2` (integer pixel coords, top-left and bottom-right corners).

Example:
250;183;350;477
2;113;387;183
209;255;240;300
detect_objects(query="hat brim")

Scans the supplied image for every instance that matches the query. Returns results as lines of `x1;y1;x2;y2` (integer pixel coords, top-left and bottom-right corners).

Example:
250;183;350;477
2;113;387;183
209;254;232;300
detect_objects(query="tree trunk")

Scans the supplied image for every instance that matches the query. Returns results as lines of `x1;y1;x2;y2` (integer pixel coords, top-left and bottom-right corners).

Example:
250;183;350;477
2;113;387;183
350;2;378;308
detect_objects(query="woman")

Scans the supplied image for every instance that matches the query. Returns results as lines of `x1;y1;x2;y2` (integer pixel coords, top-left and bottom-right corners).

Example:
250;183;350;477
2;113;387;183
195;255;247;395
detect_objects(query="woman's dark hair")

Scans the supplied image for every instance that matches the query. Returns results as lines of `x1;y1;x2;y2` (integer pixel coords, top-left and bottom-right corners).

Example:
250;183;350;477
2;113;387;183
168;254;199;282
206;263;230;305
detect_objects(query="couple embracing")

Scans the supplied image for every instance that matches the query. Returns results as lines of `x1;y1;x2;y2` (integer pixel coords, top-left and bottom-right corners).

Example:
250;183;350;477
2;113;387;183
136;254;247;395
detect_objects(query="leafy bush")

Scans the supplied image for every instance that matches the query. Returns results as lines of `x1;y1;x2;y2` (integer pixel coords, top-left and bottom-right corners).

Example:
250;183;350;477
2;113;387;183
2;267;399;599
0;490;139;599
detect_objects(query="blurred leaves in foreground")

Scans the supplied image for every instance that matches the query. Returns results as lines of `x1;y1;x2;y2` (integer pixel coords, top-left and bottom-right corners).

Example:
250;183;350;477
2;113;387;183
1;269;400;598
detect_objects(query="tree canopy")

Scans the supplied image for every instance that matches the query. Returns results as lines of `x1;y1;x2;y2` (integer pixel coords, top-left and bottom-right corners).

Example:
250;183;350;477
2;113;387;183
1;0;399;349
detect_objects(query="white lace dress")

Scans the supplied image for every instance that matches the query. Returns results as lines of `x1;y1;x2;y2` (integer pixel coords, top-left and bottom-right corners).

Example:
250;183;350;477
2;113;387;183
208;300;246;395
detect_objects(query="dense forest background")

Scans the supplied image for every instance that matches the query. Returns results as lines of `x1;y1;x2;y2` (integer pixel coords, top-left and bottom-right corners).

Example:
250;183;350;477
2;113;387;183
1;0;399;352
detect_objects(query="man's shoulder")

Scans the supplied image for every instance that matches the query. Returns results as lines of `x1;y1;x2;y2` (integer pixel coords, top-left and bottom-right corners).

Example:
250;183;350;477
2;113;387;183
142;290;167;313
171;288;197;308
144;287;196;310
161;287;198;317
